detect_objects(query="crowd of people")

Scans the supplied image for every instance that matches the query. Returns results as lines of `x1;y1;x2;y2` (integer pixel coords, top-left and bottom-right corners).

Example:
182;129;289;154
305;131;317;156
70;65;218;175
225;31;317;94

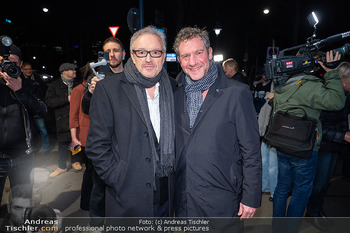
1;25;349;233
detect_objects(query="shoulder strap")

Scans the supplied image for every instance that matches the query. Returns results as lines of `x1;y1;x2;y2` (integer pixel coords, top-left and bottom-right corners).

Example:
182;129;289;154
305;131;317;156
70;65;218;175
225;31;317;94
11;91;34;154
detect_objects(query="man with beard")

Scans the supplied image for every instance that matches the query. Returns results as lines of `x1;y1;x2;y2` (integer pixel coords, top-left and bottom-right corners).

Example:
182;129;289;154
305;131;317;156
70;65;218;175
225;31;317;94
81;37;125;224
82;37;125;114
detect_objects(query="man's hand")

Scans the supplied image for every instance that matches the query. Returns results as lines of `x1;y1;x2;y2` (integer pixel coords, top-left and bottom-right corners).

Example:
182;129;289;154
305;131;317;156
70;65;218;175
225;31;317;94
0;71;22;91
238;203;257;220
344;131;350;143
89;76;101;94
318;50;341;72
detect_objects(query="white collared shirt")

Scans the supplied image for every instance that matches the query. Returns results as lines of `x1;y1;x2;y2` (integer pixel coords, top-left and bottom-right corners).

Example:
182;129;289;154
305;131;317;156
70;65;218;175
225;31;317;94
145;82;160;142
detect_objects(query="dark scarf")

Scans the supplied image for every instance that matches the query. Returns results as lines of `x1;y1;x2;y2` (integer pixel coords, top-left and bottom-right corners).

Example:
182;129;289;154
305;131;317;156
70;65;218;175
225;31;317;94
185;61;218;129
124;58;175;180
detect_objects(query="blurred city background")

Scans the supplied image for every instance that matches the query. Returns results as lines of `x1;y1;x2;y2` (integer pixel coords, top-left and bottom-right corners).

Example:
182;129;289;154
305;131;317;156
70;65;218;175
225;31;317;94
2;0;349;80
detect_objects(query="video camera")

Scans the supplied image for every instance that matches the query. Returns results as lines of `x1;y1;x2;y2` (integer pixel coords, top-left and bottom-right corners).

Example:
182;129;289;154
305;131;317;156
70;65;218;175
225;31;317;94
89;51;110;80
0;35;21;78
264;12;350;87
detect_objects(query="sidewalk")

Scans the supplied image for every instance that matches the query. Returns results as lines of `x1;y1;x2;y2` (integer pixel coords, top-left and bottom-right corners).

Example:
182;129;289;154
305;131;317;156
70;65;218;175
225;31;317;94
2;147;350;219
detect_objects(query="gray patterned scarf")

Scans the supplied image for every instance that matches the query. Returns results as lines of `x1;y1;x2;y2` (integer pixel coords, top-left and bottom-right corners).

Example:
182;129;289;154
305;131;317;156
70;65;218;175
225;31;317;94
61;76;74;95
124;58;175;180
185;61;218;129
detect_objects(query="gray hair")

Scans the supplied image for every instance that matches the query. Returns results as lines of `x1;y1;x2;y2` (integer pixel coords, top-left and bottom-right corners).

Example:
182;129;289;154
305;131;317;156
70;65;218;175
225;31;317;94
338;61;350;79
130;26;166;52
173;26;210;55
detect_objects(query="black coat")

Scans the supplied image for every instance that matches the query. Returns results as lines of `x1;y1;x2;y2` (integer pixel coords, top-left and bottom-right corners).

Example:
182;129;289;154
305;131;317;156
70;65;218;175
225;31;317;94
319;93;350;152
174;66;262;217
45;77;79;142
86;72;177;217
0;78;47;157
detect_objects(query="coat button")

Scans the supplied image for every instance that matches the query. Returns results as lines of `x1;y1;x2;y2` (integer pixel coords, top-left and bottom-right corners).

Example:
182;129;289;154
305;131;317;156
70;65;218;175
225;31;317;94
145;157;151;163
146;183;151;188
144;131;149;137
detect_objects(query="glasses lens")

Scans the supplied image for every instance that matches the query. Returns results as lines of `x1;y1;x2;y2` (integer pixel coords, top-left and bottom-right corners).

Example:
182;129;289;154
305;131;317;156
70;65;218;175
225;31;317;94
136;50;147;57
150;51;162;57
134;50;163;58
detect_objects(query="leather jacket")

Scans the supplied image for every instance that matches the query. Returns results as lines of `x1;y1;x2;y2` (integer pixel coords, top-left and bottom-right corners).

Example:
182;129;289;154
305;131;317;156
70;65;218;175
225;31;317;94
0;76;47;157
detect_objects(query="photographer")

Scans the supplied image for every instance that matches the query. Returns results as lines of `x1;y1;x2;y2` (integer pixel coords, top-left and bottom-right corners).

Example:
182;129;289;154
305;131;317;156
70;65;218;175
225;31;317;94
0;184;61;233
271;50;346;220
0;41;47;201
305;61;350;231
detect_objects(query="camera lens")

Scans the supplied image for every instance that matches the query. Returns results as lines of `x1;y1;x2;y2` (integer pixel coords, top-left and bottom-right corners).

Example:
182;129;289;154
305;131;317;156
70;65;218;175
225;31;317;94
3;63;21;78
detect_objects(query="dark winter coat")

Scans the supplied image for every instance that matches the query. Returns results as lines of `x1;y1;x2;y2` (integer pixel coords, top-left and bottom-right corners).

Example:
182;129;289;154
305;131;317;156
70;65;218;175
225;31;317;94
174;65;262;217
45;77;79;142
85;73;177;217
319;92;350;152
0;77;47;157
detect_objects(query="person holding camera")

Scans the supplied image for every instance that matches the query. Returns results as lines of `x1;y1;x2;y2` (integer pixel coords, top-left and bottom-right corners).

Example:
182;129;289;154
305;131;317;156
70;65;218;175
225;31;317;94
271;50;346;222
21;62;50;153
0;184;32;232
305;61;350;231
0;41;47;202
0;184;61;233
81;37;126;115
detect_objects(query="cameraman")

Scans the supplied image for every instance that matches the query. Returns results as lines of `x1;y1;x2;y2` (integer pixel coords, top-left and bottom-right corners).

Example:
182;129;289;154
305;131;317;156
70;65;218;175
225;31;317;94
0;43;47;201
81;37;125;114
272;50;345;221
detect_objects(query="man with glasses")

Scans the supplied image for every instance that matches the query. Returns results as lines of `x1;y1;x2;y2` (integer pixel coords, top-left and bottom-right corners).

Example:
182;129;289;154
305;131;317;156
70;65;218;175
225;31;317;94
86;26;177;217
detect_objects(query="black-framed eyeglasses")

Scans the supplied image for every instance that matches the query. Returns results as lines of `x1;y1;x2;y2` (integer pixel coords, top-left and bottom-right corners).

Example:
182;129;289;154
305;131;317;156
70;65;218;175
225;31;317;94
132;50;164;58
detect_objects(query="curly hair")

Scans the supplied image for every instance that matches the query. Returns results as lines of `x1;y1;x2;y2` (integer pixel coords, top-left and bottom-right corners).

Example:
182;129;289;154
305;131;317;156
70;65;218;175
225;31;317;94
173;26;210;55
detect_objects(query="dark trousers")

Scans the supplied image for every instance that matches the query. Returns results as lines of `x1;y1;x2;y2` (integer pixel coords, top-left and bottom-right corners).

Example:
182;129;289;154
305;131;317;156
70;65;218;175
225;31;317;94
58;141;79;169
0;153;34;201
306;151;338;216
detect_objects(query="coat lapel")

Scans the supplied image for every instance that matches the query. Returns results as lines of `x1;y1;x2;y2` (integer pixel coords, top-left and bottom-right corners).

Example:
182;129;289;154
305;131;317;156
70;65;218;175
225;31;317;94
191;83;222;131
120;77;147;126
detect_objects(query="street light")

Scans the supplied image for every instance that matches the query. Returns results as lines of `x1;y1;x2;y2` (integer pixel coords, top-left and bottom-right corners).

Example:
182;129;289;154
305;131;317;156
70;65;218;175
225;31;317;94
307;11;319;40
213;54;223;62
263;8;270;15
43;8;49;13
